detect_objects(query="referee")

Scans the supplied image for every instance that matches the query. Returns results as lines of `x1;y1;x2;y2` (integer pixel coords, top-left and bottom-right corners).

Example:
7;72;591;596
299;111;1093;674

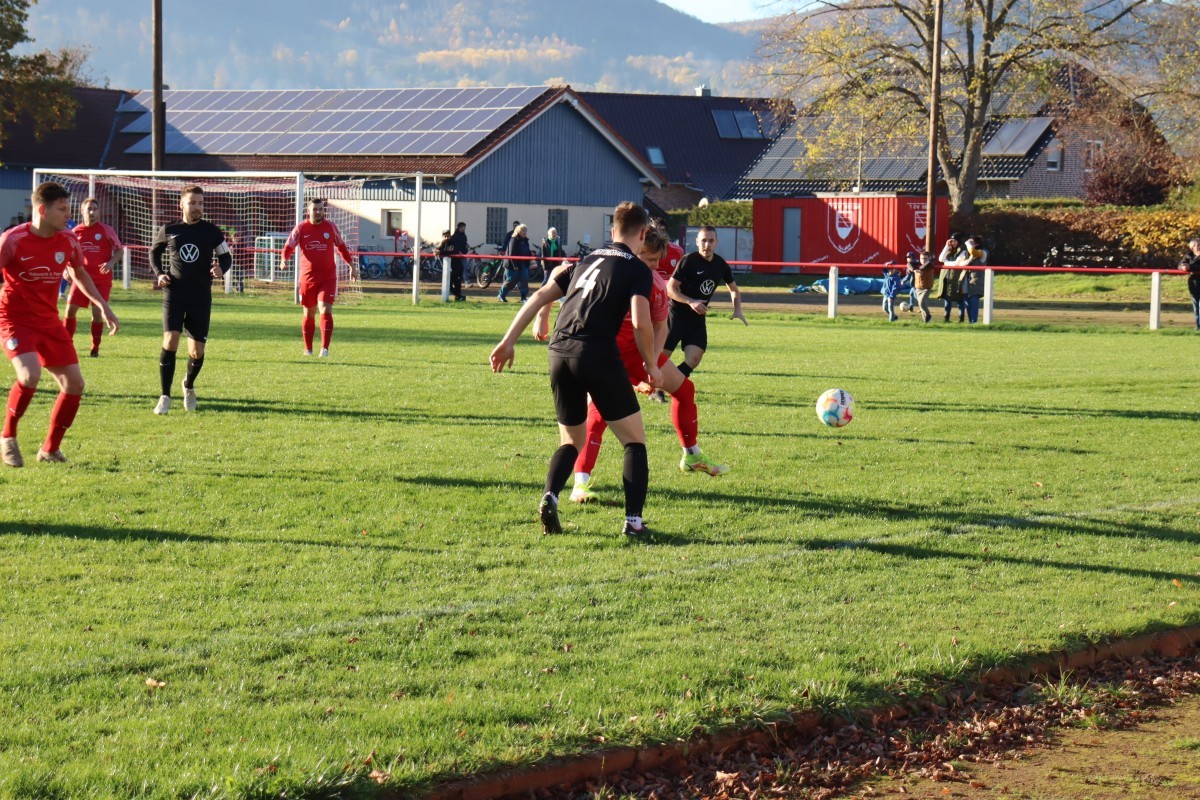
490;202;660;539
150;185;232;415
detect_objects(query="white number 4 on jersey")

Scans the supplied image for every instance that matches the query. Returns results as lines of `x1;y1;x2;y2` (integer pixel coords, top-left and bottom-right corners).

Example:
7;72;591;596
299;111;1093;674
576;263;602;297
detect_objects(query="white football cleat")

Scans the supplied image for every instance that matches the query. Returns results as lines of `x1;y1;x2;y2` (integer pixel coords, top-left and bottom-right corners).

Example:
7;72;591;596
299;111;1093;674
1;436;23;468
318;348;329;358
182;387;197;412
304;348;313;356
153;395;171;415
36;449;67;463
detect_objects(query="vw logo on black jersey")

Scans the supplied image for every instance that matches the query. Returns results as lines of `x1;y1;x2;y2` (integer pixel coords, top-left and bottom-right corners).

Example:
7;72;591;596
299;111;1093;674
700;279;716;296
179;243;200;263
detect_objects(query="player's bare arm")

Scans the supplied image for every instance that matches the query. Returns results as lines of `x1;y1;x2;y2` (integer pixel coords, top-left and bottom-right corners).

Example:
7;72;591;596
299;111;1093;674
64;264;119;333
533;264;571;341
630;295;660;387
491;281;566;373
667;277;707;316
728;280;747;325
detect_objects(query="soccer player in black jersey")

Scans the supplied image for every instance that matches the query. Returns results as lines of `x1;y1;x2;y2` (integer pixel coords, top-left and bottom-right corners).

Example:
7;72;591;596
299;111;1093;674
662;225;746;379
150;186;232;415
490;202;660;539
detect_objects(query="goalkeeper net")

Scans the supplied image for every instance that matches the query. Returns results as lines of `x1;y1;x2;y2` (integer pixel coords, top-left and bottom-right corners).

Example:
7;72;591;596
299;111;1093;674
31;170;365;304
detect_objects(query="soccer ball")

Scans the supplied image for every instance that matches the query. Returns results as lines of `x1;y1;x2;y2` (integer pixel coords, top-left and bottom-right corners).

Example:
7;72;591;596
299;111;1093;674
899;301;911;312
815;388;855;428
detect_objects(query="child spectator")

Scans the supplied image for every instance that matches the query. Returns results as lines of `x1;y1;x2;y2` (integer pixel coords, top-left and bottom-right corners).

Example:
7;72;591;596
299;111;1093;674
881;262;903;322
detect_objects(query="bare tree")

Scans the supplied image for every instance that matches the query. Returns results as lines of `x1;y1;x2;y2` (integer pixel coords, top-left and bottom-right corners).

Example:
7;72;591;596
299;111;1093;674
756;0;1173;212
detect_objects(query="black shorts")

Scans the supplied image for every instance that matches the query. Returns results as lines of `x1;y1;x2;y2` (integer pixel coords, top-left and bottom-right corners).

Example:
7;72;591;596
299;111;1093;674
163;288;212;342
548;350;639;427
663;308;707;353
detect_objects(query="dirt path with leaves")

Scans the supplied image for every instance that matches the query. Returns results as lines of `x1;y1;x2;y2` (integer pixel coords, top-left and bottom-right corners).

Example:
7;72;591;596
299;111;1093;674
520;649;1199;800
862;692;1200;799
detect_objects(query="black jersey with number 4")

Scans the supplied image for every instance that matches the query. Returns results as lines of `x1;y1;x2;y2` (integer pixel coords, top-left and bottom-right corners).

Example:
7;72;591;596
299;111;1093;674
549;243;652;358
670;251;733;314
150;219;229;288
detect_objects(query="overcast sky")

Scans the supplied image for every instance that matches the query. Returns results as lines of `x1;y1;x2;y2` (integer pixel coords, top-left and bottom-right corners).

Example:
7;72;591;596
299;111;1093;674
659;0;782;23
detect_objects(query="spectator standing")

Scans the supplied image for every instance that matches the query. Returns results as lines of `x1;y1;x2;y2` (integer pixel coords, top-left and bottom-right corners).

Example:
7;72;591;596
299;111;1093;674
906;250;937;323
959;236;988;324
449;222;468;301
937;232;967;322
498;224;533;303
1181;237;1200;331
541;227;565;275
436;229;459;300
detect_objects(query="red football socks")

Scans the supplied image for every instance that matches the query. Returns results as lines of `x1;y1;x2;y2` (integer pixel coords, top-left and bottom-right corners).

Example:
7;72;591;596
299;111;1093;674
670;378;699;449
302;317;316;350
64;317;77;336
573;402;608;474
90;322;104;352
3;382;36;438
320;312;333;349
42;392;81;453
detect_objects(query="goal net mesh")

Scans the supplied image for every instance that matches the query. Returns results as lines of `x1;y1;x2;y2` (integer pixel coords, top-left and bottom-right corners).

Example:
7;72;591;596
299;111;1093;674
32;171;365;304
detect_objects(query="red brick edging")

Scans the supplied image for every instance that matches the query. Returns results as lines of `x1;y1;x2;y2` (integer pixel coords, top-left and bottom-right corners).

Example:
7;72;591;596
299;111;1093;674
421;623;1200;800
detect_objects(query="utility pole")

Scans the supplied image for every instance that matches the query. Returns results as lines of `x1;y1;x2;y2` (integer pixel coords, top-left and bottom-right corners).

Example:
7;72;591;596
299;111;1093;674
924;0;944;251
152;0;164;171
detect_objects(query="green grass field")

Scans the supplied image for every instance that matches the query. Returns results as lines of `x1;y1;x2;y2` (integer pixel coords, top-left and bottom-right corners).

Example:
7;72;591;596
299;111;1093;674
1;290;1197;799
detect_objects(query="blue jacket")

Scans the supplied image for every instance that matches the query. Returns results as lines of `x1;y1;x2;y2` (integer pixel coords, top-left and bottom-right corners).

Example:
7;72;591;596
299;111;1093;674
881;272;903;299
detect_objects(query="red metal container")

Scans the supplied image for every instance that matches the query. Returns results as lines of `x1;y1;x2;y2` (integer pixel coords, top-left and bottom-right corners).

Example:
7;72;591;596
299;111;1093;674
751;193;950;272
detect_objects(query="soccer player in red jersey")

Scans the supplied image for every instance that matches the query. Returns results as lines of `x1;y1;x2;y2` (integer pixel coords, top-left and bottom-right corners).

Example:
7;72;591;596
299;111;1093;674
280;197;356;357
0;182;119;467
653;218;684;282
533;228;728;503
66;197;123;357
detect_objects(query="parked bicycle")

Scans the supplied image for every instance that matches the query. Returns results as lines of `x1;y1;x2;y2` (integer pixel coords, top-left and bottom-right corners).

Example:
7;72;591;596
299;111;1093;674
471;244;507;288
418;240;443;282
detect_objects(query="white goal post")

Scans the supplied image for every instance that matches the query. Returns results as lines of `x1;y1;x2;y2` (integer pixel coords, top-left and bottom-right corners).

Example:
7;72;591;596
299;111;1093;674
31;169;365;303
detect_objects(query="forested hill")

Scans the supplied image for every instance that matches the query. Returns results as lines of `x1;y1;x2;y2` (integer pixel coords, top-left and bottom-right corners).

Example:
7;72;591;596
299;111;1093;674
26;0;768;94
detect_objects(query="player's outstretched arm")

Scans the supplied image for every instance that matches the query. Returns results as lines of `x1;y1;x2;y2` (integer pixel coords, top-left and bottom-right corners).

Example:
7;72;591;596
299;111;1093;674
532;263;571;341
727;280;747;325
491;281;565;372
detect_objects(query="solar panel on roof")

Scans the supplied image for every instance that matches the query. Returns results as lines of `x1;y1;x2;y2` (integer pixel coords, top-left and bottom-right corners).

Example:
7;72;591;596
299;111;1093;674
122;85;548;157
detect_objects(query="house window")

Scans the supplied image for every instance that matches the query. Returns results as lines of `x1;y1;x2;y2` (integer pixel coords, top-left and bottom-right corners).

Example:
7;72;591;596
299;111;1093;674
1046;138;1063;172
711;109;764;139
1084;140;1104;172
646;147;666;167
711;110;742;138
382;210;403;237
734;110;762;138
486;207;508;246
547;208;568;247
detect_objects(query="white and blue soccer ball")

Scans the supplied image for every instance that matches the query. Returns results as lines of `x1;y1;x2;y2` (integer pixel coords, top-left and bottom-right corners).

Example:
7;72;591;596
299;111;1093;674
815;388;855;428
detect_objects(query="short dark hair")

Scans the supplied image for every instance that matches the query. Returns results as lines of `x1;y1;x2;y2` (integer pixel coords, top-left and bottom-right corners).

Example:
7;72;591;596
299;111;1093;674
308;196;326;207
612;201;649;237
698;225;717;237
33;181;70;206
456;221;466;229
181;184;204;198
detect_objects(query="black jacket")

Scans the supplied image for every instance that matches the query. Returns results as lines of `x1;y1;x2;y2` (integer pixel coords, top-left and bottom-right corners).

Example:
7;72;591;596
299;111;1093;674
1181;251;1200;299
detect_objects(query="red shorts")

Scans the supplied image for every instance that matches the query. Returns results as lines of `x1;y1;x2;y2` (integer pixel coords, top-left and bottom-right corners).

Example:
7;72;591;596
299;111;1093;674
67;273;113;308
299;276;337;307
618;346;670;386
1;317;79;367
